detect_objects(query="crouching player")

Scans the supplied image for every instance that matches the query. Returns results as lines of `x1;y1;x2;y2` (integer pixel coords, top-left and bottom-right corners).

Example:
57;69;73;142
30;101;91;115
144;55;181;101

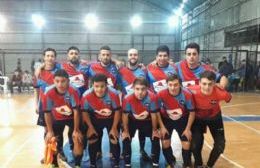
43;69;83;168
189;71;232;168
157;74;195;168
81;74;121;168
122;77;161;168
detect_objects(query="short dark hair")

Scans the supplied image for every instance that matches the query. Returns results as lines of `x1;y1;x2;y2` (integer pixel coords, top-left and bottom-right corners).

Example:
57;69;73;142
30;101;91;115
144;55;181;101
43;48;57;57
156;45;170;56
185;42;200;54
133;77;149;87
200;70;216;81
67;46;80;53
100;45;111;51
166;74;182;84
54;69;69;79
92;74;108;84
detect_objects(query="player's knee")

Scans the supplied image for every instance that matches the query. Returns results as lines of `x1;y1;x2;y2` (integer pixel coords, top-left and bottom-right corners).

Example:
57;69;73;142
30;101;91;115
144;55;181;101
161;139;171;149
88;137;98;144
109;137;118;144
182;141;190;150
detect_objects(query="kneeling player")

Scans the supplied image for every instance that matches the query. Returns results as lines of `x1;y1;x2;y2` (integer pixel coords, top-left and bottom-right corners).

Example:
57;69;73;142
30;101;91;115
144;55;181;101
189;71;232;168
81;74;121;168
157;75;195;168
43;69;83;168
122;77;160;168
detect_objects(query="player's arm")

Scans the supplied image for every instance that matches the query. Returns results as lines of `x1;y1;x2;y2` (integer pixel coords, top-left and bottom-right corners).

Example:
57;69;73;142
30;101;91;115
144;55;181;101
34;88;39;113
110;109;121;140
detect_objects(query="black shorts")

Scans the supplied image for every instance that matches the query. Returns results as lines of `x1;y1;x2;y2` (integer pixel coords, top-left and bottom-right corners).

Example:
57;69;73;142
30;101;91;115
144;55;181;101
90;116;119;138
128;118;153;138
162;116;188;141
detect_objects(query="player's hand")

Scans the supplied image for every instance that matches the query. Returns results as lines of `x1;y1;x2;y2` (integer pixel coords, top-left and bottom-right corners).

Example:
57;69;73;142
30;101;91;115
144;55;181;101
152;129;160;140
109;128;119;142
216;83;225;90
87;127;98;139
182;129;192;141
73;130;83;144
160;127;169;140
45;131;54;143
121;131;131;140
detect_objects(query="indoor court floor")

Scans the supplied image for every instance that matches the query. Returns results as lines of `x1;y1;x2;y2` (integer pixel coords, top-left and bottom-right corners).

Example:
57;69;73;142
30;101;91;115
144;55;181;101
0;92;259;168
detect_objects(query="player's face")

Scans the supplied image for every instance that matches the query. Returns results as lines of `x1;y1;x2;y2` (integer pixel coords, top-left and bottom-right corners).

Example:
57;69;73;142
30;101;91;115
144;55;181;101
93;81;107;97
167;79;181;96
54;77;69;93
43;51;56;65
128;49;139;66
67;49;80;65
134;84;147;100
156;51;169;67
99;50;111;65
186;48;199;67
199;78;215;95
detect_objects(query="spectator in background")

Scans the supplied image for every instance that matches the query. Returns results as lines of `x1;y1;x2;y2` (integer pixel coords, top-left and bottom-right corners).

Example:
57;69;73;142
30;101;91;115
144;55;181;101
31;59;35;74
219;57;233;77
0;70;3;76
255;61;260;90
218;56;227;70
22;70;33;91
9;70;23;93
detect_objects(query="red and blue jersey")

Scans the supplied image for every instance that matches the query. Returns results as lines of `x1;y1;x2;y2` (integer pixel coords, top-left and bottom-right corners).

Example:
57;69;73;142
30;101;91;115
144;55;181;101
42;85;80;121
33;63;62;112
188;85;232;119
119;66;148;95
88;62;120;88
81;87;121;119
147;64;178;93
157;88;195;120
62;60;89;96
122;91;159;120
176;60;221;87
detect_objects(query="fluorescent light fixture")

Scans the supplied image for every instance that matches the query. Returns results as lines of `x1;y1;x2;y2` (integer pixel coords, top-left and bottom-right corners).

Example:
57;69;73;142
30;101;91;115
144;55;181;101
0;15;7;32
168;15;179;27
130;15;142;28
84;13;99;30
32;14;45;29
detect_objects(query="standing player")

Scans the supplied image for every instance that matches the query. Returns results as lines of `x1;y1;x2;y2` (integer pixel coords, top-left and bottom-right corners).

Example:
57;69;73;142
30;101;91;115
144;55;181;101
118;48;150;161
62;46;89;95
147;45;178;93
122;77;161;168
188;71;232;168
33;48;62;163
81;74;121;168
176;42;228;88
157;75;195;168
88;46;120;89
43;69;83;168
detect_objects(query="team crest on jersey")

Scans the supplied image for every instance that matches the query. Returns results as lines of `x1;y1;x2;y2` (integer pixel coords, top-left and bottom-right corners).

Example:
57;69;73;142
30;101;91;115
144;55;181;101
106;100;112;105
210;100;217;105
179;100;185;105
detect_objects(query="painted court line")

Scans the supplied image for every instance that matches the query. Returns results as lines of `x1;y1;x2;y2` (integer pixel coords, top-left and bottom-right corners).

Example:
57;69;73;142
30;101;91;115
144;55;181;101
222;102;260;108
1;135;32;168
204;141;245;168
223;114;260;135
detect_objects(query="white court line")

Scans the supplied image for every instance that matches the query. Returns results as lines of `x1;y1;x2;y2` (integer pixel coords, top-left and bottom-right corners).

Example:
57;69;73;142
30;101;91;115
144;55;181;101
204;140;245;168
1;135;32;168
222;114;260;135
222;102;260;108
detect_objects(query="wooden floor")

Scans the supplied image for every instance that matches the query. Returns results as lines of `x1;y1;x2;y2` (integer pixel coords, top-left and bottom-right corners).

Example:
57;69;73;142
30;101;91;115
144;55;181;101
0;93;259;168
